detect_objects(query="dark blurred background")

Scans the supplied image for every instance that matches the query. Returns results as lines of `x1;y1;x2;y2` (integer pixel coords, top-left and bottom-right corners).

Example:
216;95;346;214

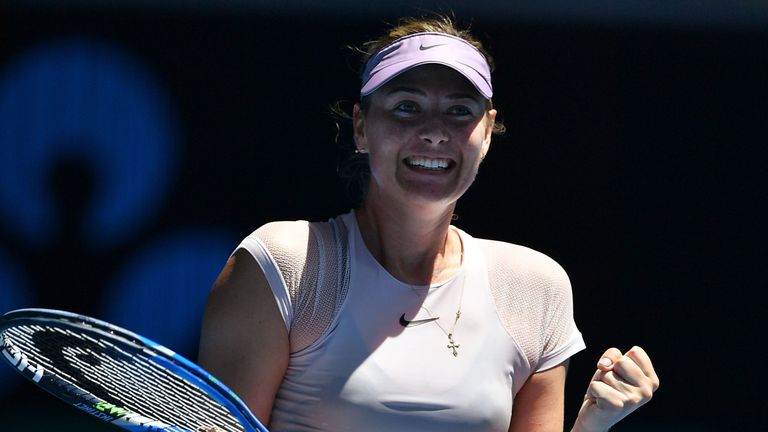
0;1;766;430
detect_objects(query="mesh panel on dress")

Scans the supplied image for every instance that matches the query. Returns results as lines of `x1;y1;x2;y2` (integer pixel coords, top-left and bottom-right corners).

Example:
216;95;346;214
481;239;574;370
253;221;310;302
253;217;350;353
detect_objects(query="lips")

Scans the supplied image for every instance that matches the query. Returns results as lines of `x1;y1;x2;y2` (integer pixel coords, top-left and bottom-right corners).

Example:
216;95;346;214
404;156;453;171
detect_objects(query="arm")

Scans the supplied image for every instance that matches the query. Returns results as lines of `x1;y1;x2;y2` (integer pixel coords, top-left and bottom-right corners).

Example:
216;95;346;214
197;248;290;426
508;361;569;432
571;346;659;432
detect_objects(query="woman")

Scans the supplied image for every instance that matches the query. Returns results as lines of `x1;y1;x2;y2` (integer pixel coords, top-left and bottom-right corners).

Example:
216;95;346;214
198;16;658;432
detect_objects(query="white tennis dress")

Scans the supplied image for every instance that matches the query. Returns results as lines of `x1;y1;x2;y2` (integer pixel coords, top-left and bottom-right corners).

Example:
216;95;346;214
237;211;585;431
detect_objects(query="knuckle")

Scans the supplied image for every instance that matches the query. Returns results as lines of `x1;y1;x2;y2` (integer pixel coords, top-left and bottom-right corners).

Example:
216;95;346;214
616;398;629;410
641;385;655;399
641;379;658;396
629;393;646;406
603;398;625;411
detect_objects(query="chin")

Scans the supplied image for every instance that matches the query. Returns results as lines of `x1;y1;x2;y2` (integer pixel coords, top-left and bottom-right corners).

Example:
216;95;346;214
397;184;466;208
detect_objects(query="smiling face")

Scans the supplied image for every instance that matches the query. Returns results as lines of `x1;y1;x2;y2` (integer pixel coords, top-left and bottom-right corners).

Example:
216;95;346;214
353;64;496;210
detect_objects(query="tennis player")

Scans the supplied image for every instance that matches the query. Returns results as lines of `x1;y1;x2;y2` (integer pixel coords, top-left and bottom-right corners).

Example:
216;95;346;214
198;15;659;432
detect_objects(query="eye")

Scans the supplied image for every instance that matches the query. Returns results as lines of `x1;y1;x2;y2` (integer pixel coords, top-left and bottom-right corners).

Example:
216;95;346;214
447;105;474;117
394;101;419;114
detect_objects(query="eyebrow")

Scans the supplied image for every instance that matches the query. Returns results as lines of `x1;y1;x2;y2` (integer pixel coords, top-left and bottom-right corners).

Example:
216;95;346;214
385;86;425;96
385;86;483;102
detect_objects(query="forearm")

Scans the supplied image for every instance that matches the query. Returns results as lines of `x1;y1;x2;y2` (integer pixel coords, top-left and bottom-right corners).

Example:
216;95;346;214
570;418;609;432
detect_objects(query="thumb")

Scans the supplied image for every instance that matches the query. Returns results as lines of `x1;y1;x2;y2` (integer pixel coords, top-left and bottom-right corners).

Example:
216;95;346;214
596;347;623;372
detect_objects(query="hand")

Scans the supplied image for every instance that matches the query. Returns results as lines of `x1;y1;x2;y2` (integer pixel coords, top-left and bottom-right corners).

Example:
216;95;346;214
572;346;659;432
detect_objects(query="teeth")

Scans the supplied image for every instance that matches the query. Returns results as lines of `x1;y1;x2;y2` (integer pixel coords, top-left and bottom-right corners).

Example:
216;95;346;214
407;157;450;170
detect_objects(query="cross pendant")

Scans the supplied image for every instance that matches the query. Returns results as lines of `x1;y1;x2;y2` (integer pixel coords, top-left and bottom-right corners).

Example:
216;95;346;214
447;333;460;357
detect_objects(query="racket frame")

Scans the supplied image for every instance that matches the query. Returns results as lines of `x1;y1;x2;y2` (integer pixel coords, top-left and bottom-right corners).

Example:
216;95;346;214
0;308;268;432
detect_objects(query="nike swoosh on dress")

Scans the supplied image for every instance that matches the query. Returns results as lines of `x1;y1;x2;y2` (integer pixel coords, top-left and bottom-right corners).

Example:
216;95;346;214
399;313;440;327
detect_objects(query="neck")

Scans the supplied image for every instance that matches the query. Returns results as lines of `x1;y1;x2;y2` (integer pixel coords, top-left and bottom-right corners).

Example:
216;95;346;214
355;197;463;285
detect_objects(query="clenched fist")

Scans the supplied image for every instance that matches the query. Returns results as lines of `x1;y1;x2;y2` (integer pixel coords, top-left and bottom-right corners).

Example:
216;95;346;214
572;346;660;432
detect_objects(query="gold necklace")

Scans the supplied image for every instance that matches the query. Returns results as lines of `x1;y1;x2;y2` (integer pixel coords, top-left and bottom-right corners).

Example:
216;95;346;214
400;227;465;357
418;274;465;357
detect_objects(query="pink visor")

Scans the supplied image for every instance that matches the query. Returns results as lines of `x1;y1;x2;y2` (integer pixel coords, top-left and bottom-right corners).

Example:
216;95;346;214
360;32;493;99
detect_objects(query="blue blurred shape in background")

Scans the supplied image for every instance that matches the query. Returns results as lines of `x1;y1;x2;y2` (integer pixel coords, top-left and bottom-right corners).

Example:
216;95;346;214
101;230;237;359
0;37;178;250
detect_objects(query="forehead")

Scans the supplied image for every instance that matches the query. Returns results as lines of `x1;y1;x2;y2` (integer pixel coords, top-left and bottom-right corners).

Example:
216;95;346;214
378;64;482;97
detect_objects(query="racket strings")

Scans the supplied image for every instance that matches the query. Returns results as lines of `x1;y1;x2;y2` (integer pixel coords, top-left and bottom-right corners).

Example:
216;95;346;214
3;324;246;432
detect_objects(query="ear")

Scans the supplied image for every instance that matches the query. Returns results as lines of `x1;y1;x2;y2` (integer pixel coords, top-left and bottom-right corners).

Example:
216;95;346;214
480;108;496;160
353;103;366;153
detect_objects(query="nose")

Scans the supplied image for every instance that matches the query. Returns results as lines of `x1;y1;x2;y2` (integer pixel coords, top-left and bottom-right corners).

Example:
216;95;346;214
419;117;449;145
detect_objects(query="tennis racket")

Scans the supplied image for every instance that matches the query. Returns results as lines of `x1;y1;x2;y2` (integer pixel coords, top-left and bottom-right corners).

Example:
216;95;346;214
0;308;269;432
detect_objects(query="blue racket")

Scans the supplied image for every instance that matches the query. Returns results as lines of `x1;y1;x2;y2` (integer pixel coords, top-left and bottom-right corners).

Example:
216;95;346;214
0;308;269;432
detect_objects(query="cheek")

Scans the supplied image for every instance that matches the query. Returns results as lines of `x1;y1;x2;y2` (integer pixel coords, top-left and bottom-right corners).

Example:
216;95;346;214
366;121;410;155
462;122;490;154
364;127;401;171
